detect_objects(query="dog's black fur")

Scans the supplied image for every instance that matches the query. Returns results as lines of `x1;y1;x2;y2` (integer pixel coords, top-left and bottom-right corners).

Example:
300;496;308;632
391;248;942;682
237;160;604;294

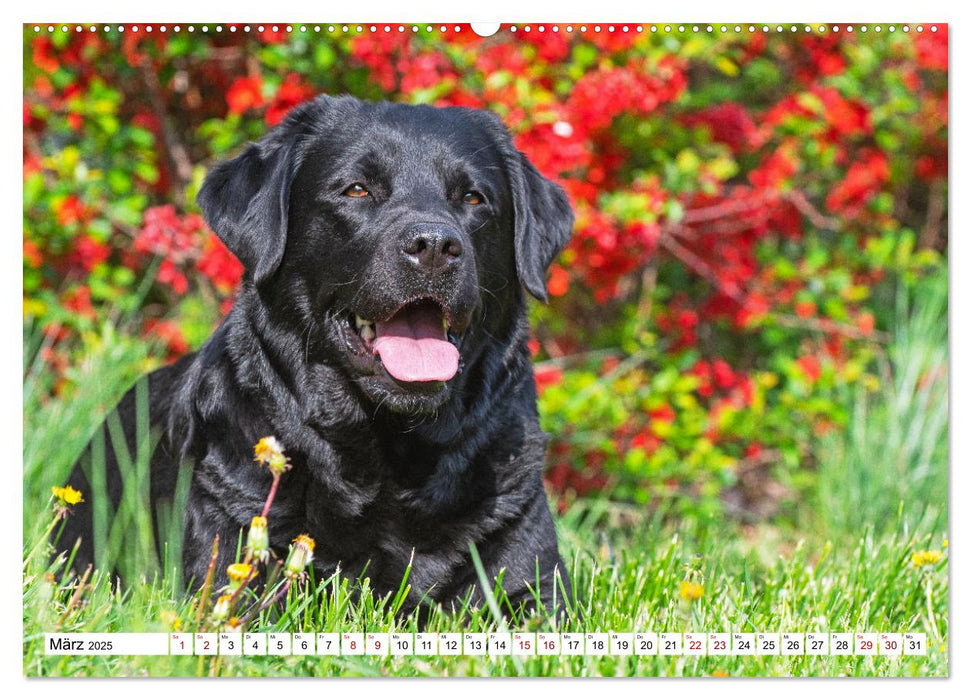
59;95;574;617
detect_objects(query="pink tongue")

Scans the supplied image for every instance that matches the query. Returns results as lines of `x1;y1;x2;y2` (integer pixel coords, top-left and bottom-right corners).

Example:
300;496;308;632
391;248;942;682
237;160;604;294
373;304;459;383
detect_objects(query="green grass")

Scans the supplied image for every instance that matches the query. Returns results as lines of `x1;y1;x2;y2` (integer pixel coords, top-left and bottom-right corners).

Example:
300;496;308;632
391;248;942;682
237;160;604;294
815;276;948;537
23;502;948;677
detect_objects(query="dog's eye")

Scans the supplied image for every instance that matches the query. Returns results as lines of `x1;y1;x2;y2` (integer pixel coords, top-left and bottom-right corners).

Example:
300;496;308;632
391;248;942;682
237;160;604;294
462;191;485;205
343;183;369;198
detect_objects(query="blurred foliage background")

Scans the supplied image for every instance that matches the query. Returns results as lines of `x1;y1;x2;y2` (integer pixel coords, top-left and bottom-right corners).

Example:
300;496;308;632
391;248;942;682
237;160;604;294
23;23;948;542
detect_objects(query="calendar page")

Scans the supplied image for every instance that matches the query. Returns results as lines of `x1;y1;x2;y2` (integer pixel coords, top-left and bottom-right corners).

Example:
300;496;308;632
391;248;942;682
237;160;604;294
22;15;948;680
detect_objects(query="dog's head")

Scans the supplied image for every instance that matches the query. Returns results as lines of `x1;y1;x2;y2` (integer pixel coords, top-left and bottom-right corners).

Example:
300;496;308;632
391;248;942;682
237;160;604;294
198;95;573;414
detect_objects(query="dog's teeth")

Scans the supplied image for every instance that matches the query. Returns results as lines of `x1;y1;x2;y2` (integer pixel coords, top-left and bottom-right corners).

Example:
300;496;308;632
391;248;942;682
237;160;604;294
360;324;375;342
355;315;372;330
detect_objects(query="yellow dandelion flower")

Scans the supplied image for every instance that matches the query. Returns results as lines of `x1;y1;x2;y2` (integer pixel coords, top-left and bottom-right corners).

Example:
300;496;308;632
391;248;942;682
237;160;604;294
943;538;948;549
160;610;183;631
51;485;84;506
294;534;315;553
253;436;291;475
226;562;254;592
912;550;943;567
679;580;704;601
711;669;729;677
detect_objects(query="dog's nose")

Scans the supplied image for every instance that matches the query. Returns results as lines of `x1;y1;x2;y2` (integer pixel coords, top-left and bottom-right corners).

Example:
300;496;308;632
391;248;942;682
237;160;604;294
401;224;463;273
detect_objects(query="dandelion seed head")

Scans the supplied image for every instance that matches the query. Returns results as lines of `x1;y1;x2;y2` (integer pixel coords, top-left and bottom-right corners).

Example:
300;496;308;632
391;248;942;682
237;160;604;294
284;534;316;580
211;594;232;622
254;436;291;474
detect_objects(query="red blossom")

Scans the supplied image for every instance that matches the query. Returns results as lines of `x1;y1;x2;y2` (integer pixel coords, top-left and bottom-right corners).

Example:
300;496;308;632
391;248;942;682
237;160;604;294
62;286;96;320
915;26;948;71
54;195;87;226
68;235;111;272
436;88;483;109
825;150;889;214
712;360;736;390
681;102;761;151
569;210;659;303
350;32;412;92
515;121;591;180
814;86;871;139
441;25;483;47
32;37;60;74
121;28;166;68
259;27;290;44
736;293;771;328
915;140;947;181
566;60;685;136
749;142;800;189
856;312;875;336
400;52;457;94
226;75;264;115
144;318;189;355
196;233;243;293
520;28;571;63
795;35;847;82
794;300;816;318
584;26;642;53
265;74;315;126
24;239;43;268
474;42;529;77
630;430;661;454
762;95;815;130
649;405;676;424
692;360;714;398
736;376;756;406
547;264;571;297
796;355;822;383
674;308;696;331
135;205;204;262
534;365;563;393
157;259;189;295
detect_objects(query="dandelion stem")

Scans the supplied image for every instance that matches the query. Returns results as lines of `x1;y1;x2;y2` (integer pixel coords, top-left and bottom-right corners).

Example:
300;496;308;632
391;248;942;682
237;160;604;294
194;535;219;631
261;474;281;518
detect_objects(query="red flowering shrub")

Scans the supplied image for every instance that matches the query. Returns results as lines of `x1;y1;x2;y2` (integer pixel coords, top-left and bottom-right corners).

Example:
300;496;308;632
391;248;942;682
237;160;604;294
23;24;947;522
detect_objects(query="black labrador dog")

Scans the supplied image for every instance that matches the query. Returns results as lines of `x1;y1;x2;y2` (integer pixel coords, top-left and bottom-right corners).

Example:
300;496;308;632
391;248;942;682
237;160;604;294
59;94;574;617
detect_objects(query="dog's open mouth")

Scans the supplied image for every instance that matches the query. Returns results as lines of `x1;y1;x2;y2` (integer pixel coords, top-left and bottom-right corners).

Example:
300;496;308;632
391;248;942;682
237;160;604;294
351;299;460;384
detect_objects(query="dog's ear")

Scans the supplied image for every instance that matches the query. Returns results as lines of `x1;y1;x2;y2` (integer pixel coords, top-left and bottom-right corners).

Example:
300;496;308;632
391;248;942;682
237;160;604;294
509;152;575;302
197;135;299;285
